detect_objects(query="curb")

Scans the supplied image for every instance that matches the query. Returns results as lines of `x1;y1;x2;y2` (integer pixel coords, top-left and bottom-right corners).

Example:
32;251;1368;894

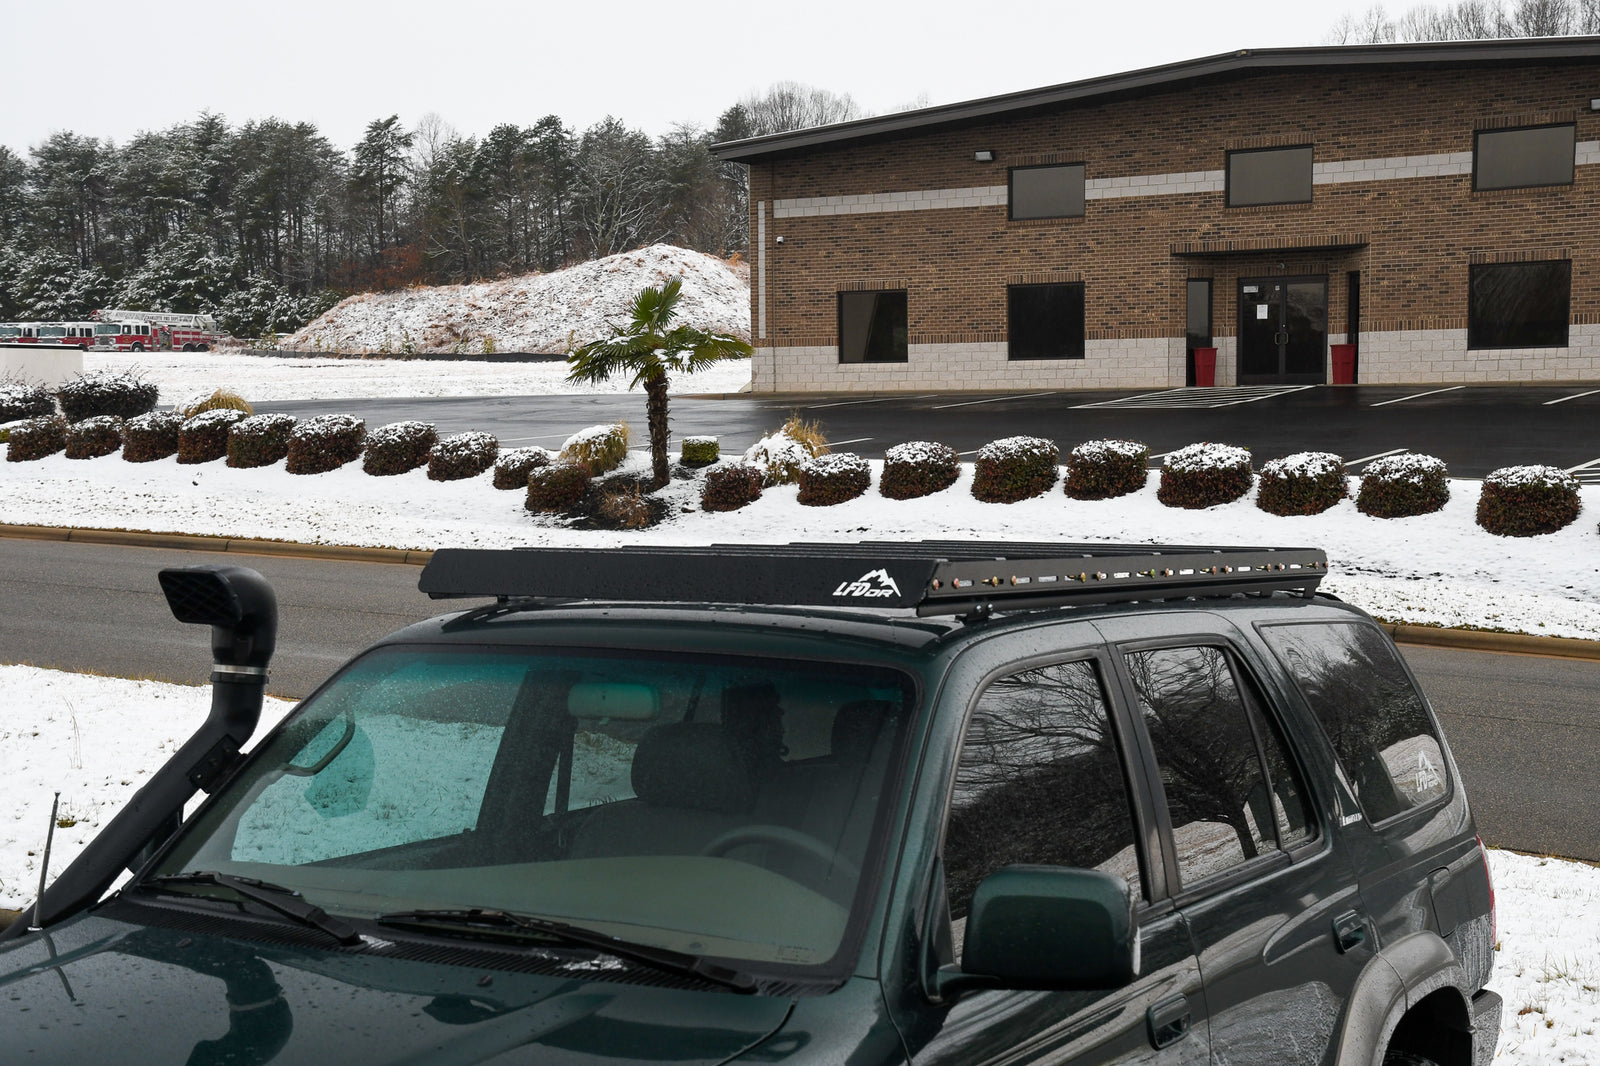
5;523;1600;661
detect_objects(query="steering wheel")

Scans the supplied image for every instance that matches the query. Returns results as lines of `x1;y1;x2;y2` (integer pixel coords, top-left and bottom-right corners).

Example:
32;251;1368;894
700;825;862;884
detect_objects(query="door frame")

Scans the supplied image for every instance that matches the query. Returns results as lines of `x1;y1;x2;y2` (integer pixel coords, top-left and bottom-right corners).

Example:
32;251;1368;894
1236;275;1328;386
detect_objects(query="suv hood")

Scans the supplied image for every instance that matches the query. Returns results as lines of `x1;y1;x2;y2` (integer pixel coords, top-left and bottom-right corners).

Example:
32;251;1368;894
0;913;794;1065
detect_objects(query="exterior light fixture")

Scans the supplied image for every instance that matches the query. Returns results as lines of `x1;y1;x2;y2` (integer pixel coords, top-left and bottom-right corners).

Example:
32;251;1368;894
974;150;995;162
774;235;785;244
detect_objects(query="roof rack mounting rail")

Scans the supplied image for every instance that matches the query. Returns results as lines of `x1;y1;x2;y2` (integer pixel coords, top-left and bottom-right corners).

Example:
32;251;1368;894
419;542;1328;617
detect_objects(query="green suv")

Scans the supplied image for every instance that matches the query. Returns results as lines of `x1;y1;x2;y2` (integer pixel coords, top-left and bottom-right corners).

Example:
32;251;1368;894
0;542;1500;1065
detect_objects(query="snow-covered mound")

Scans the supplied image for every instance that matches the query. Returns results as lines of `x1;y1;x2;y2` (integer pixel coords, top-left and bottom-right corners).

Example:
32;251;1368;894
283;245;751;356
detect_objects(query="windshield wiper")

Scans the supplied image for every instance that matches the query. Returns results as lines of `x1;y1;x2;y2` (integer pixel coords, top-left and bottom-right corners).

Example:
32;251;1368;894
374;908;757;993
139;871;363;946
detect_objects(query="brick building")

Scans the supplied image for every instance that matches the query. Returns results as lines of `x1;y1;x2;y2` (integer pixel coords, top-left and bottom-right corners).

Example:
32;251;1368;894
712;38;1600;393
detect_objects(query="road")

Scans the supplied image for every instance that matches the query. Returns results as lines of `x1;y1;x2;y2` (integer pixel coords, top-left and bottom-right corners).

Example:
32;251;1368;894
2;540;1594;861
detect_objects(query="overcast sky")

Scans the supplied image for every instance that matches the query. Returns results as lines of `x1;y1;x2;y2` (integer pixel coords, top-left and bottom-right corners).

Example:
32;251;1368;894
3;1;1343;156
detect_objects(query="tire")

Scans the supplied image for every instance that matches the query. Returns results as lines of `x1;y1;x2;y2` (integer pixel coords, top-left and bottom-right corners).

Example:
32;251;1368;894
130;343;145;352
181;343;195;352
196;344;209;352
1383;1052;1442;1066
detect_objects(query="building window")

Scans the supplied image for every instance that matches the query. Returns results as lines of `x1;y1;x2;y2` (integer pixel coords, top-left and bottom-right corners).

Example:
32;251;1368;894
1009;164;1085;220
1008;283;1085;360
1468;260;1570;350
1227;145;1313;207
838;290;908;363
1474;124;1575;191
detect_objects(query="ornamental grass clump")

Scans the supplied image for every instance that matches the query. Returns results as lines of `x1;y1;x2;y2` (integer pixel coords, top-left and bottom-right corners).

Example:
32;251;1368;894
1157;443;1254;509
1476;465;1581;536
880;441;959;500
1256;451;1348;516
595;484;653;529
797;452;871;506
362;421;438;476
177;388;254;418
1064;439;1150;500
286;414;365;475
227;414;297;468
701;463;763;512
429;431;499;481
55;369;159;422
493;446;553;490
65;415;122;459
971;436;1059;503
178;408;247;464
743;415;828;486
1355;453;1450;518
5;415;67;461
526;462;592;513
0;379;54;422
121;411;182;463
559;423;629;476
680;436;720;467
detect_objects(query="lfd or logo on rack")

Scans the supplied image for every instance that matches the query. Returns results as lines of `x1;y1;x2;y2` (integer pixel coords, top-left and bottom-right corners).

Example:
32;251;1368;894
833;569;902;599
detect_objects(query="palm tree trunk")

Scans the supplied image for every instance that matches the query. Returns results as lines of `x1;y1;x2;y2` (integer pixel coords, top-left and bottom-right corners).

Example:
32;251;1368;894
645;372;670;489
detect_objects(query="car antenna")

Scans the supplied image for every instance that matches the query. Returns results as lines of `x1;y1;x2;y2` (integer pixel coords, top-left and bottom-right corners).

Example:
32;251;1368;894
29;792;60;933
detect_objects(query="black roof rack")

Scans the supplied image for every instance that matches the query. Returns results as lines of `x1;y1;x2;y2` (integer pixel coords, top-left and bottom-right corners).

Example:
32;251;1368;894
419;542;1327;618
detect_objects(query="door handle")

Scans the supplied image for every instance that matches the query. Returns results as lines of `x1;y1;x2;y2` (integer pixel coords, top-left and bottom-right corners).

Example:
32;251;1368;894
1273;328;1290;347
1334;910;1368;954
1147;994;1192;1049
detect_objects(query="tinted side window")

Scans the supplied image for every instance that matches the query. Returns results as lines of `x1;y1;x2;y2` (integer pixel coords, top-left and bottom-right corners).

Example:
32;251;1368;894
1227;145;1313;207
1474;123;1575;190
944;660;1141;920
1125;646;1312;888
1261;622;1448;822
1009;163;1085;220
838;290;908;363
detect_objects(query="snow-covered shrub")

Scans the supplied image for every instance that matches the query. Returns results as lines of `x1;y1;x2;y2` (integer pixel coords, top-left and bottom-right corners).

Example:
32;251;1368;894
5;415;67;461
797;452;871;506
55;369;159;422
972;436;1059;503
228;414;298;469
1476;465;1581;537
121;411;182;463
701;463;763;512
429;431;499;481
880;441;959;500
0;379;54;422
286;414;366;475
1157;443;1253;509
680;436;720;467
362;421;438;476
1256;452;1347;516
1064;439;1149;500
176;388;254;418
744;415;828;486
1356;453;1449;518
178;408;247;464
526;462;592;512
559;423;629;476
65;415;122;459
493;446;553;490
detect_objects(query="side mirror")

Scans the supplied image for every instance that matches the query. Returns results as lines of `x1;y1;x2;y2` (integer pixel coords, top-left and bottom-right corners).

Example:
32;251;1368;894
936;866;1139;999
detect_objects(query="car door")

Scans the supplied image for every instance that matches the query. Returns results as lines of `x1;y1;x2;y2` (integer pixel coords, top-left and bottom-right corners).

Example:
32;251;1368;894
903;650;1208;1065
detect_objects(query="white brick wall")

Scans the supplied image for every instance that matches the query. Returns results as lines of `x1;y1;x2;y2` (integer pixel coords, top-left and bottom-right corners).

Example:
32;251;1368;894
752;339;1181;393
1313;151;1472;184
1361;324;1600;383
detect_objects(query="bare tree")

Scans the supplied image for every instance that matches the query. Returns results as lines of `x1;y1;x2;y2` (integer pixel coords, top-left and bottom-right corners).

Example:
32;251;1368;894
739;82;866;136
1327;0;1595;40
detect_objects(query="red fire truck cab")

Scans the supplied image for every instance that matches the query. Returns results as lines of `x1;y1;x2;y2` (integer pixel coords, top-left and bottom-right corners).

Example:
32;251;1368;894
36;322;99;350
91;310;220;352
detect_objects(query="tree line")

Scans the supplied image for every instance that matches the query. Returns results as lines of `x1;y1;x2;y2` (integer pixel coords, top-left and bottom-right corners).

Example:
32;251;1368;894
1328;0;1598;42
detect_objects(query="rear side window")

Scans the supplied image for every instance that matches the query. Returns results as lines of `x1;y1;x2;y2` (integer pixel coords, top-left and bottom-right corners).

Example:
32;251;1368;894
1261;622;1448;822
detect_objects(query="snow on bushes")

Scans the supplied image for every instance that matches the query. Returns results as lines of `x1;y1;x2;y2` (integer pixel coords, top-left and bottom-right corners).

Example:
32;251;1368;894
797;452;871;506
1157;443;1253;509
5;415;67;461
0;379;54;423
701;463;763;512
362;421;438;476
1476;465;1582;537
1356;453;1449;518
1064;439;1149;500
429;431;499;481
55;369;159;422
880;441;959;500
177;408;247;464
493;446;553;490
680;436;720;467
743;416;827;486
286;414;365;475
1256;451;1347;516
65;415;122;459
559;423;629;476
121;411;182;463
228;414;298;469
972;436;1059;503
526;462;592;512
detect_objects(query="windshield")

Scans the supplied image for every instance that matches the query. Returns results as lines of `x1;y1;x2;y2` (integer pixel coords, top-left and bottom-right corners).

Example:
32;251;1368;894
154;644;914;973
94;323;121;336
39;326;66;337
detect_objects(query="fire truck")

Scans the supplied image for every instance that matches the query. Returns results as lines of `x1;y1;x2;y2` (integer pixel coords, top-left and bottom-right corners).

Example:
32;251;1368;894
35;322;100;350
91;310;221;352
1;323;40;343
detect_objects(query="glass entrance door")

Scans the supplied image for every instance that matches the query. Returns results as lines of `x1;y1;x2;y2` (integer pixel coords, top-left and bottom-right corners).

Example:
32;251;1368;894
1237;276;1327;385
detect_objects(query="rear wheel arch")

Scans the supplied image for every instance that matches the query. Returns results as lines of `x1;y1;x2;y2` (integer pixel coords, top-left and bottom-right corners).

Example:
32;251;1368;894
1335;932;1474;1066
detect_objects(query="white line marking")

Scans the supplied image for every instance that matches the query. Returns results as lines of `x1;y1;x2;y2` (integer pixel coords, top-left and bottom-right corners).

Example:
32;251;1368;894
826;436;874;447
802;397;897;409
1563;456;1600;473
1145;452;1169;463
499;433;571;443
1543;389;1600;406
930;392;1054;410
1219;385;1316;406
1345;447;1408;467
1370;385;1464;407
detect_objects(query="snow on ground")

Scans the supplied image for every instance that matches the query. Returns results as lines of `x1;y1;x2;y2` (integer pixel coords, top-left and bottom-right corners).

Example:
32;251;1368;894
2;443;1597;639
280;244;750;356
0;662;1593;1064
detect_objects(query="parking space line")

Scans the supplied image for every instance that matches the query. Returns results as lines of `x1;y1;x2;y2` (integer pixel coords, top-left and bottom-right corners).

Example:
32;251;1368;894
1543;389;1600;406
499;434;571;443
1218;384;1317;406
827;437;874;447
802;397;897;409
1563;457;1600;473
1345;447;1408;468
1370;385;1464;407
931;392;1054;410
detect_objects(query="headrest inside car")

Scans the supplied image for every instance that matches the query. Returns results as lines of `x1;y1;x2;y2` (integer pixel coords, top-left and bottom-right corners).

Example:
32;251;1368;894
632;723;756;814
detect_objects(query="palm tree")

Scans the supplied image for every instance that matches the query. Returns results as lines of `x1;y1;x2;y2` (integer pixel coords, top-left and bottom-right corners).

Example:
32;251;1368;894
567;277;751;489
